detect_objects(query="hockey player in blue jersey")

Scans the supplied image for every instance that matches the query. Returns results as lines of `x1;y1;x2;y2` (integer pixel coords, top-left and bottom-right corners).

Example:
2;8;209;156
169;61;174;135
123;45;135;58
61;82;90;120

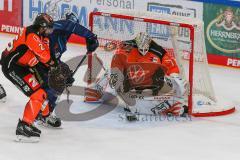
49;12;98;61
35;12;99;127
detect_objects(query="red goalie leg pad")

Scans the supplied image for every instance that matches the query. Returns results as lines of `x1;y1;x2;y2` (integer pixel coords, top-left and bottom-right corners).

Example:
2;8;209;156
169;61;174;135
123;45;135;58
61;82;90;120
22;89;47;125
84;88;102;102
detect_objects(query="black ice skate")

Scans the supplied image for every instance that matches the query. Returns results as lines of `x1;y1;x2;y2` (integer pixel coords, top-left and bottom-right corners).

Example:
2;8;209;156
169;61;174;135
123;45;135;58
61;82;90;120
124;107;138;122
15;119;41;143
37;114;62;128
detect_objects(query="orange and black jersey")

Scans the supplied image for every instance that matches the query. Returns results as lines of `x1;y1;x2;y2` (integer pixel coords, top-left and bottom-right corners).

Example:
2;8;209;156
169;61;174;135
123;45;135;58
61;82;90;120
1;26;51;67
111;39;180;89
113;39;179;75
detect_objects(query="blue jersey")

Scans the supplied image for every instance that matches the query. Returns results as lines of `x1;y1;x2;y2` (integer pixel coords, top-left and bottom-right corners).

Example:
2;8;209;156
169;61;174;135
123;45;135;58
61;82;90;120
45;18;95;110
49;19;95;59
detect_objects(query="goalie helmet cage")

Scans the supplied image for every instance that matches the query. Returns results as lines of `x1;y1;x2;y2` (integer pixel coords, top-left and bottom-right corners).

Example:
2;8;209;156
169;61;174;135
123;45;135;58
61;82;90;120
87;10;235;117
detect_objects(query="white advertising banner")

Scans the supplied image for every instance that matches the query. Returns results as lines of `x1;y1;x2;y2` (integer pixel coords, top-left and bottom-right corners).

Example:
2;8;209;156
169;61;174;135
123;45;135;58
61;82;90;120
135;0;203;19
23;0;203;28
23;0;136;27
23;0;92;27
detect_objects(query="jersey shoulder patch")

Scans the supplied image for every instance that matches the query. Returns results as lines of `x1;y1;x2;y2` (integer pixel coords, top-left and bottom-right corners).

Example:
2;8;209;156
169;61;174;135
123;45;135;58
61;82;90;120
149;40;167;60
119;40;137;53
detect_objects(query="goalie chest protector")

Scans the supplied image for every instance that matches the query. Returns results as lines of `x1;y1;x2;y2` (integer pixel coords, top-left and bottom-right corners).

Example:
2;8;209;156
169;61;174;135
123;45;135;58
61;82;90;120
111;41;168;88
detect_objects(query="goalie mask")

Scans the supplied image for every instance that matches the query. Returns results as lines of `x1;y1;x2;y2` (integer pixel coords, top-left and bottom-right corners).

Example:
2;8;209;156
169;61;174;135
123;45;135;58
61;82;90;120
135;32;152;56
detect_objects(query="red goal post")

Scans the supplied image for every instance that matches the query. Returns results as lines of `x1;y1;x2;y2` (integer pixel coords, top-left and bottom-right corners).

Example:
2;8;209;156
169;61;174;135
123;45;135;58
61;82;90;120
88;10;235;117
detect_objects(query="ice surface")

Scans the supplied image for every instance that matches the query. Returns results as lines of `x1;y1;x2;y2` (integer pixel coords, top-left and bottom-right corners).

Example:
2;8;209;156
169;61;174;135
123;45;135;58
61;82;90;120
0;33;240;160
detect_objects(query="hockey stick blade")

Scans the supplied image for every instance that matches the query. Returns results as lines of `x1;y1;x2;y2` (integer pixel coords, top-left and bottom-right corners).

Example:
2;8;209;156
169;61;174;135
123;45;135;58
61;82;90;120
15;135;40;143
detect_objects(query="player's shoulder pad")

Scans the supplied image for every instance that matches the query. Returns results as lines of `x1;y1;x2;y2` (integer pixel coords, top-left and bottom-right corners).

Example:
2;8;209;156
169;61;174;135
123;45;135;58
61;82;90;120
149;40;167;59
119;40;136;53
53;20;67;30
26;25;39;37
57;19;78;32
25;27;42;44
123;39;137;47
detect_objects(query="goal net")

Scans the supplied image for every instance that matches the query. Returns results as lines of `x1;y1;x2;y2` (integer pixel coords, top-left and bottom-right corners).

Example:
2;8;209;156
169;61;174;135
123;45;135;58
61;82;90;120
87;10;235;117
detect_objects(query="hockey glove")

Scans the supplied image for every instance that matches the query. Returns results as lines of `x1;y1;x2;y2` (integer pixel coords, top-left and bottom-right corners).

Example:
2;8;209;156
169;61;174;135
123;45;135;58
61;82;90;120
169;73;188;97
86;34;99;52
48;62;74;95
66;75;75;87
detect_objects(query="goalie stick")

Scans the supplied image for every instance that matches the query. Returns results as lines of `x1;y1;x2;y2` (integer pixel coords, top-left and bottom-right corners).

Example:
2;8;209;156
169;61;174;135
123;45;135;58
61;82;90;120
94;53;107;72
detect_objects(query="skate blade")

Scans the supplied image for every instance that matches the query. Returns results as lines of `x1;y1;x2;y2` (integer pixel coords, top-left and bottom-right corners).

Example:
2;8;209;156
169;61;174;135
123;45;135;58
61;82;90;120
37;121;62;129
0;98;6;103
15;135;40;143
84;100;103;103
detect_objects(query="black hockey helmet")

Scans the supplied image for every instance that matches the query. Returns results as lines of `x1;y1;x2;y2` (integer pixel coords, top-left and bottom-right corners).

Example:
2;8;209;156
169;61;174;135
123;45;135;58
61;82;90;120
33;13;53;28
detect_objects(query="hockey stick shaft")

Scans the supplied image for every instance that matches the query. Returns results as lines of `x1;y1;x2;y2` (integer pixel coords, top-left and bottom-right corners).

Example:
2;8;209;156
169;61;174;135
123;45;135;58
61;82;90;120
65;52;90;103
94;53;107;71
72;52;90;77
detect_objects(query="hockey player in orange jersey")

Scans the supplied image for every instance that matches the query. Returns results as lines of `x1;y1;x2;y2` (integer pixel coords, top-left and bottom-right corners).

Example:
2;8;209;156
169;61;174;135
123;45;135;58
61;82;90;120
0;13;57;142
85;32;188;120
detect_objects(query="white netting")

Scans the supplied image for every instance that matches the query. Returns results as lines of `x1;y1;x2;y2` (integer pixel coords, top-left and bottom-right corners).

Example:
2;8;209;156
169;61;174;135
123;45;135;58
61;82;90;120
88;10;235;116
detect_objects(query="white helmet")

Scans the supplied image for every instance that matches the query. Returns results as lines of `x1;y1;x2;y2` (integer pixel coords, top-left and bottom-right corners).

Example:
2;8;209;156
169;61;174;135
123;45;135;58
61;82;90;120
135;32;152;56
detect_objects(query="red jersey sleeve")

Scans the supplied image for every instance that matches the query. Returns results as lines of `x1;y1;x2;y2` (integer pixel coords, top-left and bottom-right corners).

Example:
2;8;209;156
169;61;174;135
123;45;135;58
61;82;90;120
25;33;51;64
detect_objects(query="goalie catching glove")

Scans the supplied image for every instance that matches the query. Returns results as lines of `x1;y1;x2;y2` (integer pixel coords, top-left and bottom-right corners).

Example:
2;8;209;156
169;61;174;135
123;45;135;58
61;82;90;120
48;62;74;95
